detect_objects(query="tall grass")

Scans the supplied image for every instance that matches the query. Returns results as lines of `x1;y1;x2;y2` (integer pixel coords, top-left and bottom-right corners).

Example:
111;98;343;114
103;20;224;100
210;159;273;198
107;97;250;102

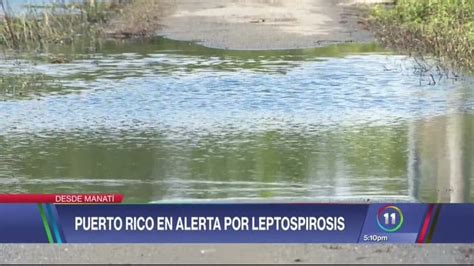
0;0;120;50
370;0;474;71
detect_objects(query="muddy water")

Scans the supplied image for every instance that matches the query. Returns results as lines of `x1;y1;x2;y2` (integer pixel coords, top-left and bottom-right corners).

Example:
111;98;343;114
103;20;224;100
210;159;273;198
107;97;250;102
0;38;472;203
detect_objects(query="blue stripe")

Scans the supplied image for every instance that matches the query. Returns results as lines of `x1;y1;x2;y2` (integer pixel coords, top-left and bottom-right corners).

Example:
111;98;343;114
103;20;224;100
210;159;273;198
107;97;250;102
45;204;62;244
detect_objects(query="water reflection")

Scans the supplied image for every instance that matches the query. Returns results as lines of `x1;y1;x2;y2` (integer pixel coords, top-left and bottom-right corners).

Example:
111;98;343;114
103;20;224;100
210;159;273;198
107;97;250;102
0;39;473;203
410;114;473;203
0;113;472;203
0;126;411;202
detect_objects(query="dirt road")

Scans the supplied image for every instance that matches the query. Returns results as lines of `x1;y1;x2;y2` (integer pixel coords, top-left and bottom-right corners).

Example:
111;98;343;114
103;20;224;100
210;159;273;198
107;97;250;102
155;0;381;50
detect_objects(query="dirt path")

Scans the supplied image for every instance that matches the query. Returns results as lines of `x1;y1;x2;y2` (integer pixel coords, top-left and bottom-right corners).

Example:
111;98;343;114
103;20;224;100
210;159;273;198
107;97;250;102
155;0;380;50
1;244;473;264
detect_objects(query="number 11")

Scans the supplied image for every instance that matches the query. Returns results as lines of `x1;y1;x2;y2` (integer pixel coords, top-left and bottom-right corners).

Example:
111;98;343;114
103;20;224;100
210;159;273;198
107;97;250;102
384;212;396;225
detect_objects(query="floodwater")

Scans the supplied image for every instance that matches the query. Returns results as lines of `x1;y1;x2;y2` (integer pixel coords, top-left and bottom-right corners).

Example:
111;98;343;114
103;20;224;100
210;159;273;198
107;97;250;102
0;38;473;203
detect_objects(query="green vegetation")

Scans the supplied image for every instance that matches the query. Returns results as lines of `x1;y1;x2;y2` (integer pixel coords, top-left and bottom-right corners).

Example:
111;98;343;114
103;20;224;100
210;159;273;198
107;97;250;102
0;0;118;50
370;0;474;71
0;0;160;51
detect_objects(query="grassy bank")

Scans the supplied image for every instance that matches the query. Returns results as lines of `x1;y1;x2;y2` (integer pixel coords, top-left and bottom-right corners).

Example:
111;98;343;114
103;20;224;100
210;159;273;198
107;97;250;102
0;0;159;51
370;0;474;72
0;0;115;50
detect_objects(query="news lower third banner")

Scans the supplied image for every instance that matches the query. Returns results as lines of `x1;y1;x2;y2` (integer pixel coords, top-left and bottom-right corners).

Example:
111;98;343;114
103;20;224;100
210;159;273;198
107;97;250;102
0;203;473;244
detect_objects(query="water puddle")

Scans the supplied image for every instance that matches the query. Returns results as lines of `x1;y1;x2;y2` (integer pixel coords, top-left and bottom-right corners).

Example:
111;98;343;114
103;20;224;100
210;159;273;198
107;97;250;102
0;38;472;203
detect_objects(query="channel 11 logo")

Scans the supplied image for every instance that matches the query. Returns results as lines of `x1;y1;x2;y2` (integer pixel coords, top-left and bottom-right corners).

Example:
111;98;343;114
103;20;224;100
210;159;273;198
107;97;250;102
376;205;404;233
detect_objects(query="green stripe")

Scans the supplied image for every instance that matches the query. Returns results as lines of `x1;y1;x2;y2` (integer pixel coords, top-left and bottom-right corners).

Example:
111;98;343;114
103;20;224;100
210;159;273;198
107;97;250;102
37;204;54;244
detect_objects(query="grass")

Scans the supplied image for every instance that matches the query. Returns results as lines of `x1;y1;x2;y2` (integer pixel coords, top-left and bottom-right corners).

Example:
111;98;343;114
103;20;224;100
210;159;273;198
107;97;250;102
0;0;163;51
369;0;474;72
0;0;126;50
